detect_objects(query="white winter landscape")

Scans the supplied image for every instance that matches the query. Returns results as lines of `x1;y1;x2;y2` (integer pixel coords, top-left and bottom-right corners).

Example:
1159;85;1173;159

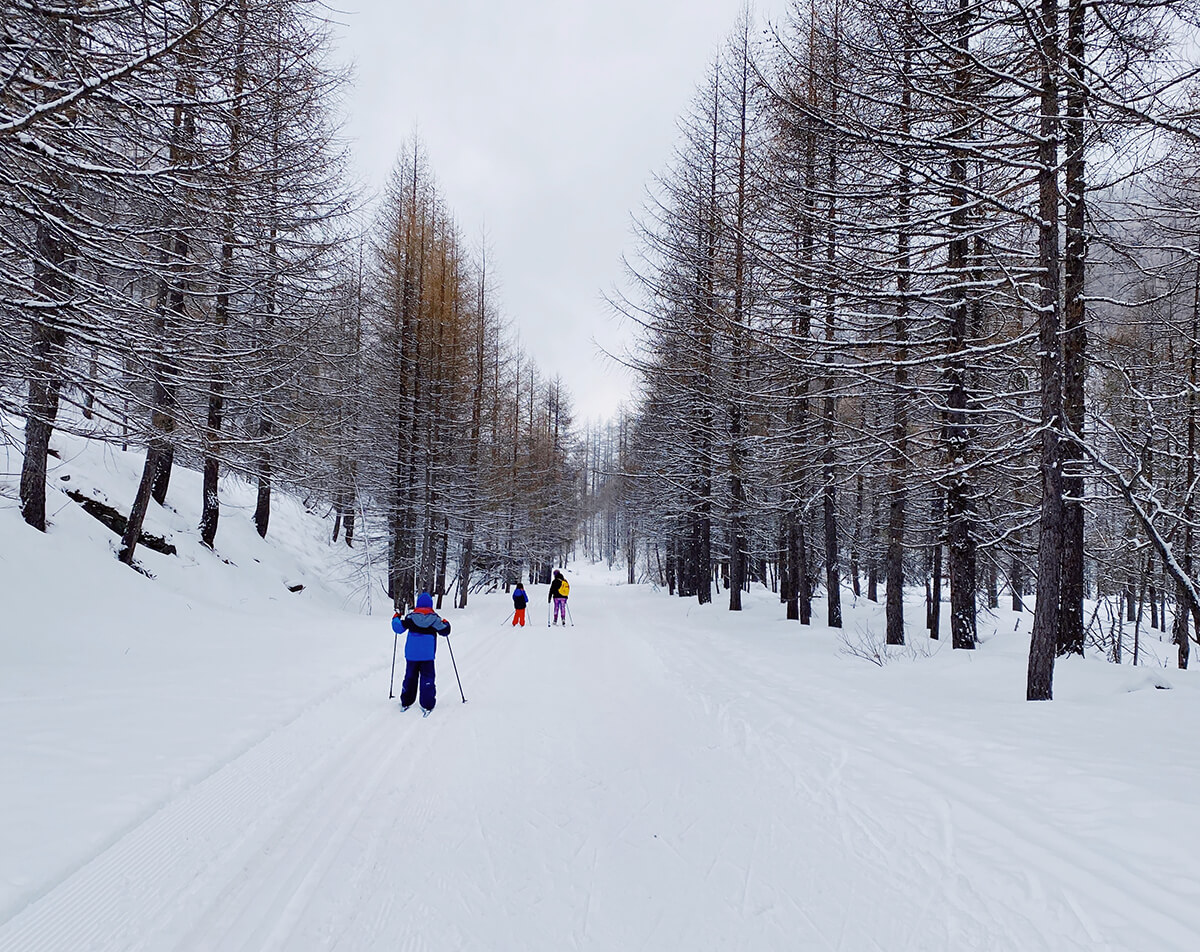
0;430;1197;952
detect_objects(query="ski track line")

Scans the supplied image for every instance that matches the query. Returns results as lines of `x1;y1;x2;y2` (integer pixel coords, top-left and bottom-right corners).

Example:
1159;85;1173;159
660;642;1067;947
0;661;389;952
166;622;511;952
274;626;516;952
160;705;404;951
172;707;437;952
803;690;1200;950
673;636;1199;950
0;615;509;951
0;656;384;926
568;617;848;952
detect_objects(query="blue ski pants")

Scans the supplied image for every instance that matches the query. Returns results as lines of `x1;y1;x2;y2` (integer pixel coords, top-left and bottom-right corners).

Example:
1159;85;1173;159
400;659;436;710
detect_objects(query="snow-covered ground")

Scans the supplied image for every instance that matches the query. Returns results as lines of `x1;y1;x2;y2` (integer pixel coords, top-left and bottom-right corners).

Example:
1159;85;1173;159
3;427;1199;951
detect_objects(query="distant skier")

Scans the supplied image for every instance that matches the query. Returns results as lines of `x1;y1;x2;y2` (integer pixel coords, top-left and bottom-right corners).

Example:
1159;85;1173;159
392;591;452;715
512;582;529;627
548;569;570;626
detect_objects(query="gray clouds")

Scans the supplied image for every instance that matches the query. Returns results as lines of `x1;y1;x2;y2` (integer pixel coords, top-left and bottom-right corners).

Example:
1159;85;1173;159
334;0;783;420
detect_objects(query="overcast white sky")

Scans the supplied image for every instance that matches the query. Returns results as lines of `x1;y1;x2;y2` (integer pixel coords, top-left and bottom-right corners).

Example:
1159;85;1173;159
331;0;787;423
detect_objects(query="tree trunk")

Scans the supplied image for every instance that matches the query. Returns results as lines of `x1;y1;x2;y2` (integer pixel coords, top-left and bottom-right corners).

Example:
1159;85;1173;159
1012;544;1026;612
886;28;912;645
1057;0;1087;658
123;224;187;567
785;513;800;620
946;0;977;651
1173;583;1191;670
254;462;272;539
1027;0;1064;700
19;5;76;532
119;445;167;566
20;224;68;532
199;9;247;550
929;488;944;639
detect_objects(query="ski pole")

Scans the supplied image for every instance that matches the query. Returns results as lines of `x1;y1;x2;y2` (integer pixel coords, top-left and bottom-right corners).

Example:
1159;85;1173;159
501;611;514;626
547;599;552;627
388;626;399;699
445;635;467;702
566;602;575;627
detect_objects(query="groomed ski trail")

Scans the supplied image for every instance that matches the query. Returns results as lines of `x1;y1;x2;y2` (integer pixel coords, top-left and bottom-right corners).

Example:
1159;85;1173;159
653;618;1200;951
3;581;1198;951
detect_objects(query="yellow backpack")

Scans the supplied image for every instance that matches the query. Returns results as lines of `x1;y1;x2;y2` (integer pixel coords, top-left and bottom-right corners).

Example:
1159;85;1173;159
559;579;570;597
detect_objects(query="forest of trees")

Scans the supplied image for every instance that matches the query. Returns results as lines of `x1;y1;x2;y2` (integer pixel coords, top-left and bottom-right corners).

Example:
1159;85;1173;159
594;0;1200;696
0;0;580;615
6;0;1200;700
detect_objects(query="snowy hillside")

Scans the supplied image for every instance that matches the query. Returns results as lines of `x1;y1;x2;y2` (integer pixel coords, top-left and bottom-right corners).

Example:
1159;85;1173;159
0;426;387;922
3;431;1200;950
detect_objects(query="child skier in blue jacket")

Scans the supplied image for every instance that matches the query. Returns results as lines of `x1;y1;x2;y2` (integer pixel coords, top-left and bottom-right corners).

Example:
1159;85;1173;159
392;591;452;715
512;582;528;626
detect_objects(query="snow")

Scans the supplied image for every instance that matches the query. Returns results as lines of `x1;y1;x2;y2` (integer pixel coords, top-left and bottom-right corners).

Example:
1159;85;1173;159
3;428;1200;950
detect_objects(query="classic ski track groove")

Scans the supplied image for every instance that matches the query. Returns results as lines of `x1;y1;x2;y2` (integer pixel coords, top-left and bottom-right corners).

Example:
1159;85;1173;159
1;617;509;952
10;597;1185;949
668;635;1199;949
167;708;436;952
0;612;506;951
0;656;384;925
0;661;392;952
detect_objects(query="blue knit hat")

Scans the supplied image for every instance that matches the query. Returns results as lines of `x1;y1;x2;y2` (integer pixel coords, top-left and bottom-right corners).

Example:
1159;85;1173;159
416;591;434;610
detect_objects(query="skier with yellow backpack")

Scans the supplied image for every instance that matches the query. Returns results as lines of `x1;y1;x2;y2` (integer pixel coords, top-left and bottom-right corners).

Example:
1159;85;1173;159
548;569;571;626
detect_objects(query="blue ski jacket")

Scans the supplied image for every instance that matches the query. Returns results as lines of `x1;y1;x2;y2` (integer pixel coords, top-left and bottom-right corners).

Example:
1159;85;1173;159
393;607;451;661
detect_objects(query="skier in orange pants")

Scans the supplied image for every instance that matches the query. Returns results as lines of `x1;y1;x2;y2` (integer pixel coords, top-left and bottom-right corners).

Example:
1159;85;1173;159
512;582;528;626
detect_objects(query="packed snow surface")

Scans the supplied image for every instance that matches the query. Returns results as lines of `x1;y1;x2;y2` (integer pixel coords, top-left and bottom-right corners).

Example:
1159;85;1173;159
2;429;1199;950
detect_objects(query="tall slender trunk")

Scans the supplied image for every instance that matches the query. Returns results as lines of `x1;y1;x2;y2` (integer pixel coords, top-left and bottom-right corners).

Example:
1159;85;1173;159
199;3;248;549
785;513;800;619
787;29;819;626
435;516;449;608
850;465;863;598
121;268;182;565
457;249;488;607
122;140;190;565
694;73;718;609
1148;554;1158;629
820;9;843;629
253;255;275;540
945;0;977;650
1174;256;1199;668
927;482;944;639
886;9;913;645
20;224;70;531
1012;546;1026;611
1058;0;1087;656
867;485;879;604
728;32;751;612
82;347;98;420
1027;0;1064;700
21;11;79;531
389;154;421;610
